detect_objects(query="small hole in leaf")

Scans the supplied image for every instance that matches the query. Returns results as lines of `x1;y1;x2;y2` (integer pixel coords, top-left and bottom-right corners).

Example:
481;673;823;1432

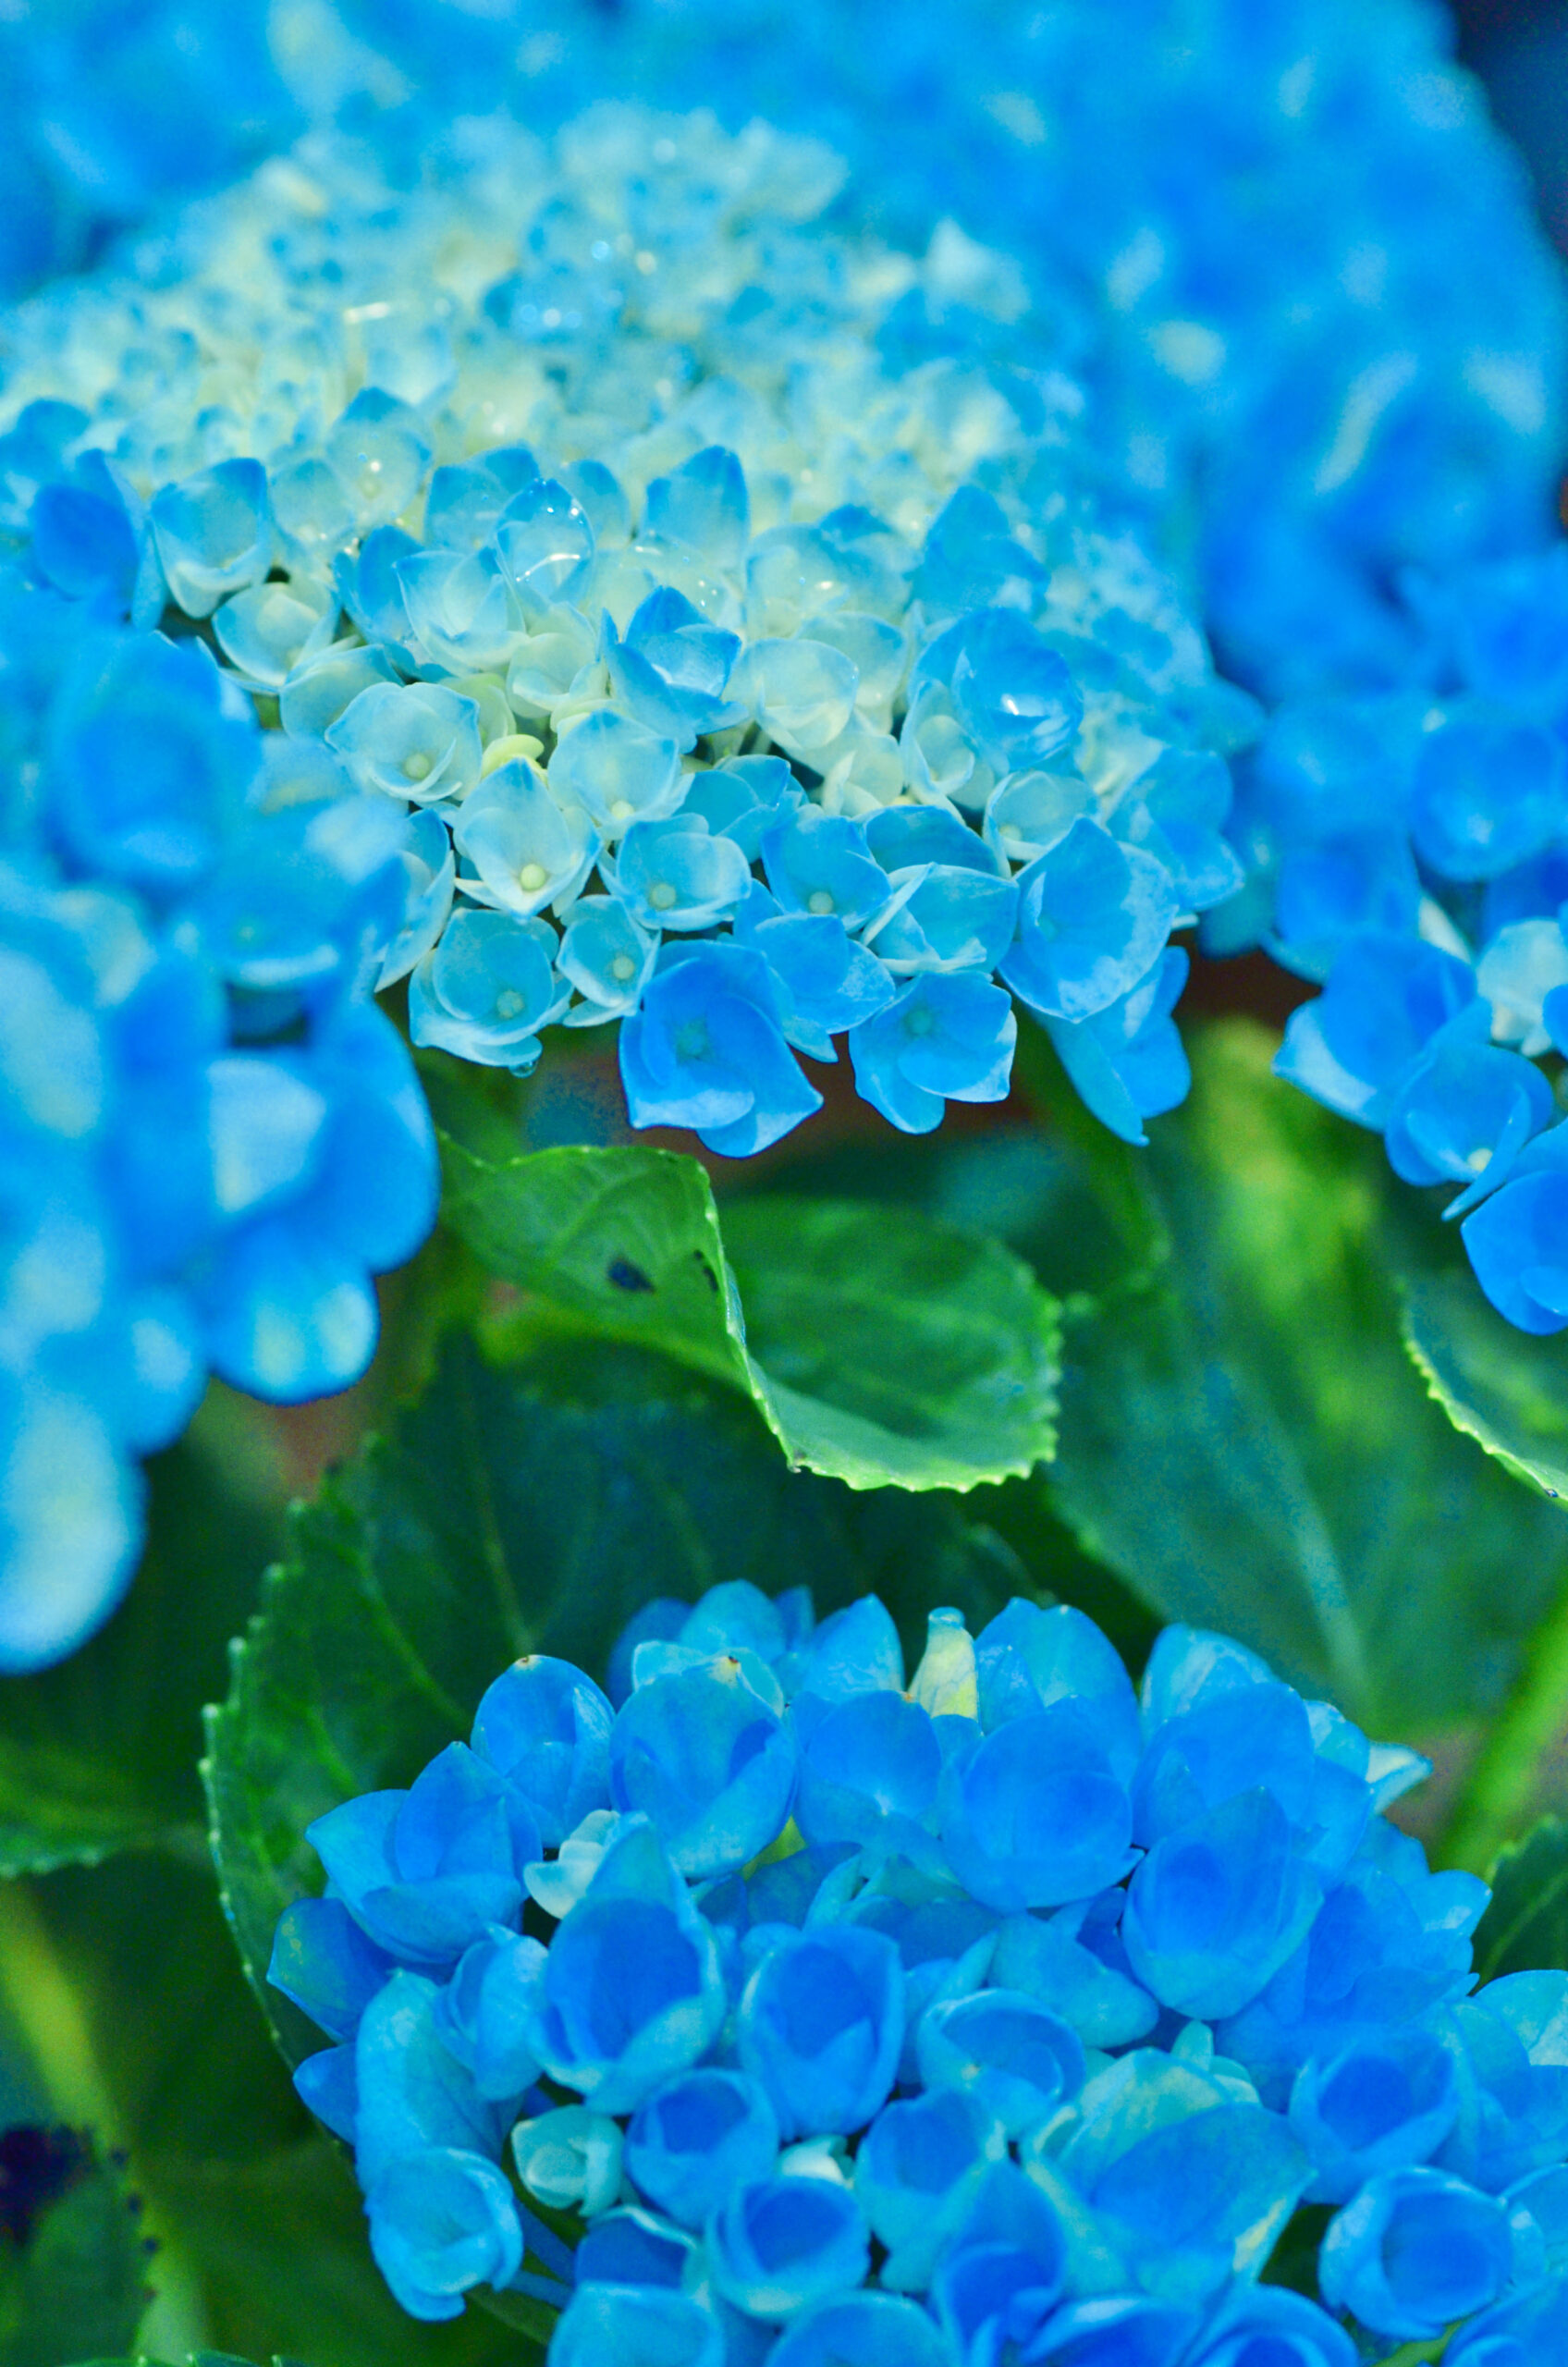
607;1256;655;1294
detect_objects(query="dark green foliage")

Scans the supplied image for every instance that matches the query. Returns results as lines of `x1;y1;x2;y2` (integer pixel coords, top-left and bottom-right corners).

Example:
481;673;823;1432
1043;1024;1568;1730
1474;1818;1568;1980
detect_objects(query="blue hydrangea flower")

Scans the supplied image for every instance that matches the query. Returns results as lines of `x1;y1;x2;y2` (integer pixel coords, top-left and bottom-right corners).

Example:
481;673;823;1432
768;2291;955;2367
623;2071;779;2231
619;943;823;1156
1240;531;1568;1331
470;1655;616;1848
1028;2294;1201;2366
524;1818;727;2114
999;820;1180;1026
1318;2165;1513;2339
267;1895;397;2046
409;910;567;1073
1463;1124;1568;1335
925;2158;1071;2361
353;1970;527;2186
1443;2277;1568;2366
1185;2287;1355;2367
276;1583;1568;2354
435;1928;549;2106
938;1707;1136;1912
708;2175;871;2322
852;2089;1007;2291
511;2104;624;2219
1044;949;1193;1149
738;1925;904;2139
917;1991;1085;2140
548;2285;724;2367
307;1743;543;1968
1437;1970;1568;2192
730;883;897;1061
849;974;1017;1135
364;2146;524;2324
1287;2024;1461;2203
792;1690;944;1869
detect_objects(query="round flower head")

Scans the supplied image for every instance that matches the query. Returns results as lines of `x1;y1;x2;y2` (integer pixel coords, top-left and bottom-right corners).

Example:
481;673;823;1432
3;103;1252;1184
275;1582;1568;2354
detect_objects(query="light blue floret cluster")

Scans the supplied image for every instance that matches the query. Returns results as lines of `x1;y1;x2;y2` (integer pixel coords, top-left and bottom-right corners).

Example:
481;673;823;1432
11;0;1559;712
272;1580;1568;2364
1;108;1256;1158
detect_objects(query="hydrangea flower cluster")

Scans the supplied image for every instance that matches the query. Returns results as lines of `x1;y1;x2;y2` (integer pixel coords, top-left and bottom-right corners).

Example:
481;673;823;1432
0;564;437;1670
1211;541;1568;1334
14;0;1550;710
271;1578;1568;2364
1;107;1256;1156
490;0;1568;707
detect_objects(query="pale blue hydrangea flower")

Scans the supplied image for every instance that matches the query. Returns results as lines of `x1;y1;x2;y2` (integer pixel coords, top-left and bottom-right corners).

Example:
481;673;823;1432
3;105;1256;1163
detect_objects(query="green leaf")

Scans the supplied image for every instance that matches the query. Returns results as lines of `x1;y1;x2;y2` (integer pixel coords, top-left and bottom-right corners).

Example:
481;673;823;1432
720;1196;1060;1490
441;1139;1060;1491
0;1392;286;1877
443;1139;744;1387
719;1128;1167;1668
742;1121;1161;1315
1472;1818;1568;1980
1436;1572;1568;1873
205;1332;1024;2067
0;2135;147;2367
1402;1261;1568;1503
1045;1020;1568;1730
